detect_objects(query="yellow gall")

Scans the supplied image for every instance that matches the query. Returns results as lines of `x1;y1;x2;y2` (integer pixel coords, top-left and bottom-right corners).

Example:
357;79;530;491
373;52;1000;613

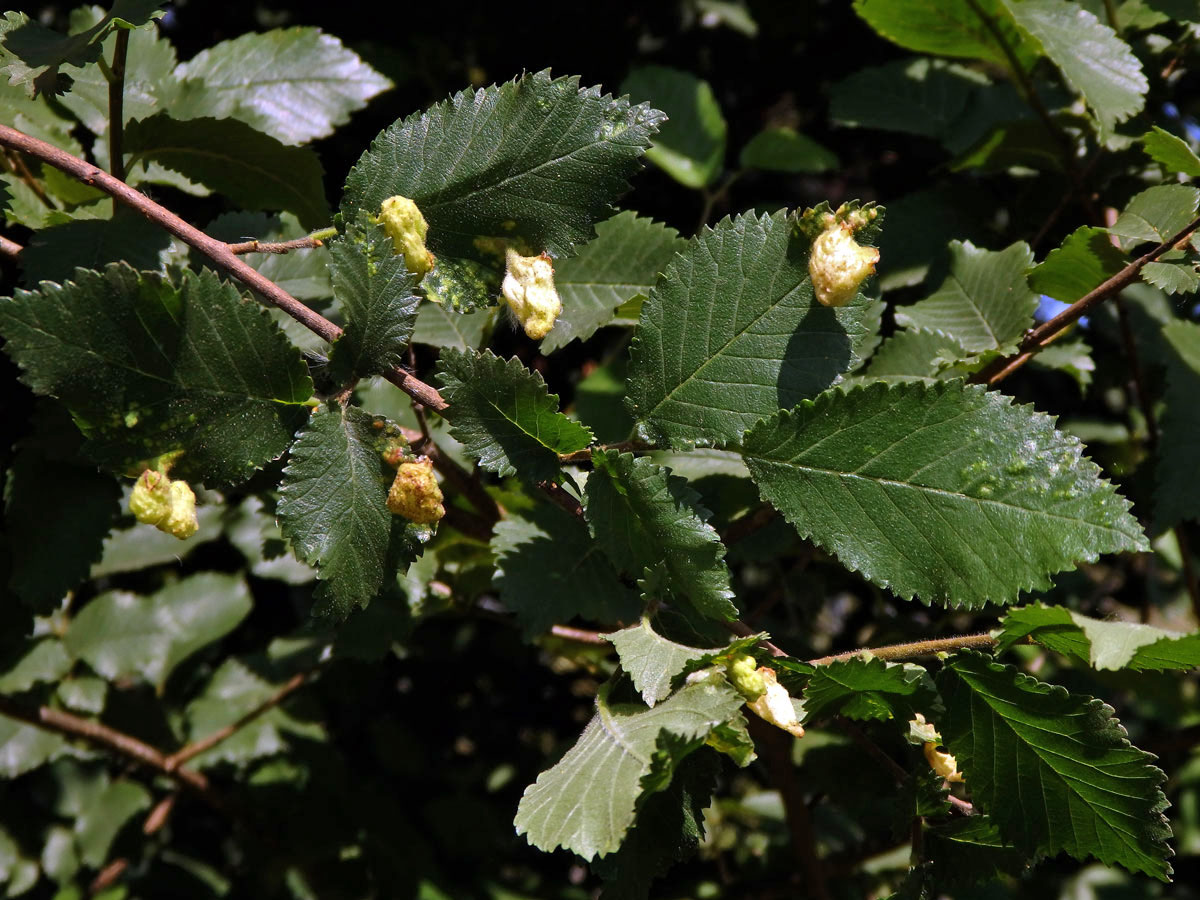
130;470;198;540
387;458;445;524
378;195;435;278
501;247;562;340
808;221;879;307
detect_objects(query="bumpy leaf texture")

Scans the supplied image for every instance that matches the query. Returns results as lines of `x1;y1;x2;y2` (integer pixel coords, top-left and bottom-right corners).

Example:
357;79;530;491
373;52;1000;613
742;381;1147;607
341;70;664;260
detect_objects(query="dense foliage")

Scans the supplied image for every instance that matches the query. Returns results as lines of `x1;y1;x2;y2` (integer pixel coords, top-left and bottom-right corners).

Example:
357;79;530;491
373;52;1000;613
2;2;1200;898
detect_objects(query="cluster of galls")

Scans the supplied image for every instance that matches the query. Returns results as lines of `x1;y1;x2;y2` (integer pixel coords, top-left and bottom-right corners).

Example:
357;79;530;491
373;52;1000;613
129;462;198;540
377;195;562;340
372;418;445;525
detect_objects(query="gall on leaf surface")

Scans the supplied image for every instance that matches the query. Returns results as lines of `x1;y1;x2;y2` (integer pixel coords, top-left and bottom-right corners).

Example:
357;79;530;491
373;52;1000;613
741;380;1147;608
341;70;664;261
939;651;1172;880
514;677;744;860
0;264;313;486
626;209;880;449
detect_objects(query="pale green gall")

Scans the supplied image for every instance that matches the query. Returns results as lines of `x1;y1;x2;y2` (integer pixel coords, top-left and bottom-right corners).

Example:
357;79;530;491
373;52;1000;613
808;221;879;307
727;654;767;701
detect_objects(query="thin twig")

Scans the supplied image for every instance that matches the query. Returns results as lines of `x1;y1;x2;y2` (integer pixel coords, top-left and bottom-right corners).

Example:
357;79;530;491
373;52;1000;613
0;124;449;413
559;440;650;464
3;148;55;209
0;695;214;798
105;28;129;182
972;214;1200;386
227;234;331;255
538;480;585;518
164;670;313;771
808;632;997;666
549;624;610;645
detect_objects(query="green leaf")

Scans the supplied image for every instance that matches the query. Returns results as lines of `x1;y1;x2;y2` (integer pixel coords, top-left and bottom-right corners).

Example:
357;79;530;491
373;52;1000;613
226;496;316;585
866;328;969;379
894;241;1037;354
606;617;761;706
925;817;1031;890
803;657;939;722
514;677;744;859
57;10;177;136
829;57;982;142
64;572;252;690
411;302;490;351
852;0;1033;68
72;778;152;868
1143;126;1200;177
626;209;880;448
90;501;223;578
543;212;686;353
20;207;172;287
0;639;71;694
586;451;736;620
1157;320;1200;526
342;70;664;260
1032;336;1094;390
738;126;837;173
997;602;1200;671
940;651;1171;880
742;381;1148;607
124;114;329;228
0;3;162;98
592;749;720;900
435;349;592;482
0;715;63;776
1001;0;1147;135
184;657;325;768
278;404;425;617
0;265;313;485
949;116;1066;173
491;502;639;639
876;187;992;291
1142;256;1200;294
1029;226;1127;303
173;27;392;145
620;65;726;189
328;214;420;382
1107;184;1200;251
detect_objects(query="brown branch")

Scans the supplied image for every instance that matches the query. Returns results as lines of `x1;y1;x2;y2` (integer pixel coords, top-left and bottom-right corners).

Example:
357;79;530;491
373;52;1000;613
227;235;328;255
105;28;129;183
972;215;1200;386
538;479;585;518
0;124;449;414
0;695;214;798
165;670;312;771
0;234;23;260
808;632;997;667
549;624;610;645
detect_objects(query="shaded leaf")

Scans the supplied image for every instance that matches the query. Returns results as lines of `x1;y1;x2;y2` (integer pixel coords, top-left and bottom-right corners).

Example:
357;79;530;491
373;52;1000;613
1001;0;1147;135
328;213;420;382
1157;320;1200;526
830;57;982;142
803;657;939;722
514;677;744;859
342;70;663;259
64;572;252;689
0;716;63;777
894;241;1036;353
278;404;426;618
125;114;329;228
491;502;639;639
74;779;151;867
866;328;969;379
544;212;686;353
1107;184;1200;251
621;65;726;189
20;207;172;287
1142;256;1200;295
1143;125;1200;177
0;640;71;694
742;381;1147;607
925;817;1031;890
173;27;391;145
0;265;313;486
852;0;1033;68
411;302;490;351
626;209;880;448
184;657;325;768
997;602;1200;671
436;349;592;482
606;617;761;706
738;126;837;173
940;651;1171;880
586;451;736;620
1029;226;1127;303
